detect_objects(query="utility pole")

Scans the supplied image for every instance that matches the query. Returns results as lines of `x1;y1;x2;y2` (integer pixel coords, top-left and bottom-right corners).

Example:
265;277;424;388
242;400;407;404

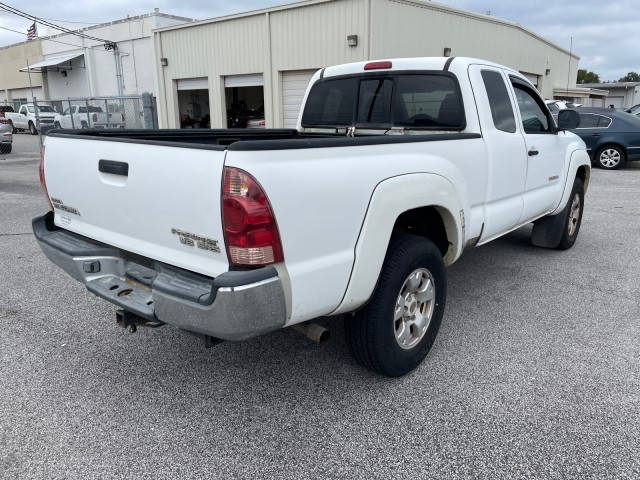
566;36;573;97
105;42;124;97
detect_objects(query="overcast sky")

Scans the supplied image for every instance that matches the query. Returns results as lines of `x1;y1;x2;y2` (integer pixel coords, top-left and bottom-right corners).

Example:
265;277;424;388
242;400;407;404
0;0;636;82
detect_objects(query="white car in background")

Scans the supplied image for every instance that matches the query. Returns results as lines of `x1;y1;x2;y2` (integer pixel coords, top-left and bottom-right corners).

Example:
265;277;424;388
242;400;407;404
546;100;581;123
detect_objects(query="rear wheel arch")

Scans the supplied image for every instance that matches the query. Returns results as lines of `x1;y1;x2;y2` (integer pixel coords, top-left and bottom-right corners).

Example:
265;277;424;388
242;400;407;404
393;206;452;259
331;173;463;316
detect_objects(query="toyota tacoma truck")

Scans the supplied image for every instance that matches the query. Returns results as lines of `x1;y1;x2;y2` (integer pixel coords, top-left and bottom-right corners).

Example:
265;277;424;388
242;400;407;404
33;57;590;377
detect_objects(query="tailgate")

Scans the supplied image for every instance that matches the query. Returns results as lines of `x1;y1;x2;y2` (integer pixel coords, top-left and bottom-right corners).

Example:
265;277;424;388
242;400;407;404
43;135;229;277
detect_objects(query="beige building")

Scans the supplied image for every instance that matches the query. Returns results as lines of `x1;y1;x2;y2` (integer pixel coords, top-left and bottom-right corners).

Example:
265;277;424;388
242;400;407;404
0;41;45;107
153;0;583;129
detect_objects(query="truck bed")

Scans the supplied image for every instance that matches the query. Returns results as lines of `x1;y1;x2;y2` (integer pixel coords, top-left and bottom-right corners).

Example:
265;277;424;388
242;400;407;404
48;128;480;149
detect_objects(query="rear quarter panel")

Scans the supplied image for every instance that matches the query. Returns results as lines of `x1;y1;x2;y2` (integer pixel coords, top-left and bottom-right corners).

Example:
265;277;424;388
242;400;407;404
225;136;486;324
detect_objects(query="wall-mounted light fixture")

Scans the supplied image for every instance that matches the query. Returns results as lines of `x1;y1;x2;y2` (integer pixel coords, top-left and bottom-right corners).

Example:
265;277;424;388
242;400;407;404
61;70;67;77
347;35;358;47
160;58;168;66
443;47;452;57
545;68;551;75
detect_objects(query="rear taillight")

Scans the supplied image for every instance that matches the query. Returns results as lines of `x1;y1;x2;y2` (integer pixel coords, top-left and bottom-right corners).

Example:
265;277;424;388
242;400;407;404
39;147;54;212
92;113;98;122
222;167;283;266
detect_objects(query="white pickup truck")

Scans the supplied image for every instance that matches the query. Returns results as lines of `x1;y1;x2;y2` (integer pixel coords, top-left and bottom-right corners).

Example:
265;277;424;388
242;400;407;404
54;105;125;130
6;103;57;134
33;57;590;376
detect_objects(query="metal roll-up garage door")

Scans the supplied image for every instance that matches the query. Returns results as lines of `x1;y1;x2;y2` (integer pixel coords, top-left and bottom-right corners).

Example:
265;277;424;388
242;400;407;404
520;72;539;87
282;70;317;128
224;74;264;88
177;77;208;90
607;96;624;109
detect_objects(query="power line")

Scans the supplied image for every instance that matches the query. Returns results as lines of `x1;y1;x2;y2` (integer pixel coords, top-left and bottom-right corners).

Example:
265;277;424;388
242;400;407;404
0;24;90;49
0;3;113;44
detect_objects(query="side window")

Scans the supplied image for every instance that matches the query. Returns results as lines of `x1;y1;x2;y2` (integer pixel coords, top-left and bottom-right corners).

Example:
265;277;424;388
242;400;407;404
513;85;550;133
578;114;600;128
63;107;71;115
578;114;611;129
598;116;612;128
481;70;517;133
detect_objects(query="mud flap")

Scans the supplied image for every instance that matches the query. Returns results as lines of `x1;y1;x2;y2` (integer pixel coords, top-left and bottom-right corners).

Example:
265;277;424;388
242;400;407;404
531;205;567;248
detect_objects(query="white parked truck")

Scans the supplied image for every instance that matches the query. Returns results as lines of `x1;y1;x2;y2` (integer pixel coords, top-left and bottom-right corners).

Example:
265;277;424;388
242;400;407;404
33;57;590;376
6;103;57;134
54;105;125;130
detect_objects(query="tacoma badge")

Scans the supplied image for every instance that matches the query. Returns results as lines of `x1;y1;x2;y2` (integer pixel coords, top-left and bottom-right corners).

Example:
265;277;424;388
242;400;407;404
171;228;220;253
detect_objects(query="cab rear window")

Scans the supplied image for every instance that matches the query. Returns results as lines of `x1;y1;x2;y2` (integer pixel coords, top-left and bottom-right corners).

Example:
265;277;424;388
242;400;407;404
301;73;465;130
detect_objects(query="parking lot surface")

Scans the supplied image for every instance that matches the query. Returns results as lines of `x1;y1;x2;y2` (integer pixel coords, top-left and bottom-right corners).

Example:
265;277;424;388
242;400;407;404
1;134;639;479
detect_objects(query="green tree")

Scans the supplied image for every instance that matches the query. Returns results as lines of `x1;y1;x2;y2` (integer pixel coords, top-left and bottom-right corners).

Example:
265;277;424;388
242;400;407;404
577;69;601;84
618;72;640;82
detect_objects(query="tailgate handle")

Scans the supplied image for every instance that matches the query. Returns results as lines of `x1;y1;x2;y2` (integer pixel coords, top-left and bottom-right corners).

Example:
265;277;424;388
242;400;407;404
99;160;129;176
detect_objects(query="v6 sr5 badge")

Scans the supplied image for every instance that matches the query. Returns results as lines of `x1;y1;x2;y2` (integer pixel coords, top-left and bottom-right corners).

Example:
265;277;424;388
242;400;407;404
171;228;220;253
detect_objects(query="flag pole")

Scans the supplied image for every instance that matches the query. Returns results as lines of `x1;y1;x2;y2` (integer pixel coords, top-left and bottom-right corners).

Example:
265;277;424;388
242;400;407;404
25;59;35;103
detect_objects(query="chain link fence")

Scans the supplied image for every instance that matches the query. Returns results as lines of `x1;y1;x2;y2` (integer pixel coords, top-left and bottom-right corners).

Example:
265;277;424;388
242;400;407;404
3;94;156;136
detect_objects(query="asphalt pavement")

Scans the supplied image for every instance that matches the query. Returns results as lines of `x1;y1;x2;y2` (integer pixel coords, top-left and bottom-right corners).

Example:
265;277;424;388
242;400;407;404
1;133;639;479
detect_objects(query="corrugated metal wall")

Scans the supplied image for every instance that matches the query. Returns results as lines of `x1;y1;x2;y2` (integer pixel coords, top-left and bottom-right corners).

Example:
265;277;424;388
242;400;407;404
156;0;578;128
370;0;578;100
157;0;368;128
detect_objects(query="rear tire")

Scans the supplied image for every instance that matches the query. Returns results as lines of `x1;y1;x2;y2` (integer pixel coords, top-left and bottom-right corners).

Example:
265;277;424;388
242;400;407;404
595;145;624;169
0;144;11;154
344;234;447;377
557;177;584;250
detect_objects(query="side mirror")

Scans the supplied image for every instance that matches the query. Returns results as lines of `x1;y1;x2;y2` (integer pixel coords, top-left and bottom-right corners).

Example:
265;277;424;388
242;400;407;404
557;109;580;130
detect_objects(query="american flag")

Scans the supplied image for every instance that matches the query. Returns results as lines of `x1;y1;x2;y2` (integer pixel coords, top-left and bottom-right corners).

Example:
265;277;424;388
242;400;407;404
27;22;37;41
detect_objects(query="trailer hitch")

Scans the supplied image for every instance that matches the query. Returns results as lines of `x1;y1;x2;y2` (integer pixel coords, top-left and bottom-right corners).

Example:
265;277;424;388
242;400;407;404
115;309;164;333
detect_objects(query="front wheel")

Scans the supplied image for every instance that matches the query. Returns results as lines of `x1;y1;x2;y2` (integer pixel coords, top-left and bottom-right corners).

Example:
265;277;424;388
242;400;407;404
28;122;37;135
54;121;61;129
344;234;447;377
595;145;624;169
557;178;584;250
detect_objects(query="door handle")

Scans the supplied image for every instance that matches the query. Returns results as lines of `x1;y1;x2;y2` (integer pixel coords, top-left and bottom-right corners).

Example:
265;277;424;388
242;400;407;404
591;133;601;137
528;148;539;156
99;159;129;176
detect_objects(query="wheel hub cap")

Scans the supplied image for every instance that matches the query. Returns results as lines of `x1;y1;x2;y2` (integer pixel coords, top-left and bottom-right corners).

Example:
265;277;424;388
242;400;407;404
601;149;620;168
394;268;436;350
568;192;581;236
